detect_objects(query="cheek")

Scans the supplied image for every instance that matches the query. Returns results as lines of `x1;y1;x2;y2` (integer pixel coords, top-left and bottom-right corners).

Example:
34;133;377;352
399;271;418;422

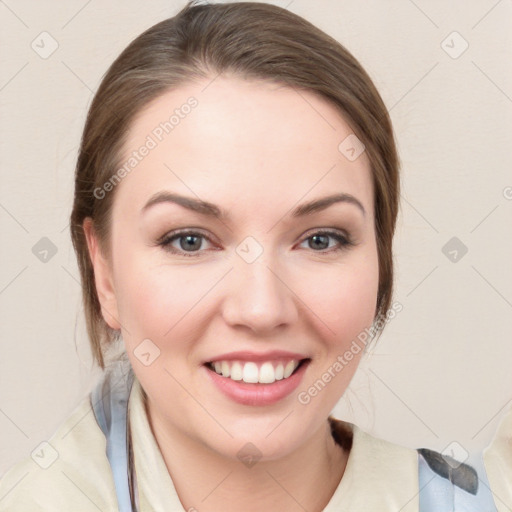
113;254;217;343
293;254;379;412
298;255;379;342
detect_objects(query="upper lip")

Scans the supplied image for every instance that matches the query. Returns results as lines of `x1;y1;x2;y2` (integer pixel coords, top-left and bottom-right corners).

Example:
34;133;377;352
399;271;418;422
205;350;310;363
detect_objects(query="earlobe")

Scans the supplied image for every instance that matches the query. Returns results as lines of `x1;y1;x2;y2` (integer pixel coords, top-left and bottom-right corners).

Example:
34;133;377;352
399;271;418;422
83;218;121;330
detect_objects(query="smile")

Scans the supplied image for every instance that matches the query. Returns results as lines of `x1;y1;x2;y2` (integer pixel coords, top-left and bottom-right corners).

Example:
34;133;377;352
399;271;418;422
203;353;311;406
206;359;306;384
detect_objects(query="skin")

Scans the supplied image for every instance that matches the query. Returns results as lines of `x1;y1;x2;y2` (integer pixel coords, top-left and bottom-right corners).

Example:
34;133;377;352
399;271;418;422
84;75;379;511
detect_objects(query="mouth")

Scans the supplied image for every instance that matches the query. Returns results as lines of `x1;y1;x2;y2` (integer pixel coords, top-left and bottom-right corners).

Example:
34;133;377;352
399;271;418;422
204;358;310;384
203;355;311;406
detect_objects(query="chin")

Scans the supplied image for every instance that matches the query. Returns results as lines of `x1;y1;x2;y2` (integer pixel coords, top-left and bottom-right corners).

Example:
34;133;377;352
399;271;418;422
196;409;323;464
204;430;305;465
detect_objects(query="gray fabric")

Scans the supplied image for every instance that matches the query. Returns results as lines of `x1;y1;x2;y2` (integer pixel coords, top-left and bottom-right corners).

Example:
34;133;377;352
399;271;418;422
418;448;498;511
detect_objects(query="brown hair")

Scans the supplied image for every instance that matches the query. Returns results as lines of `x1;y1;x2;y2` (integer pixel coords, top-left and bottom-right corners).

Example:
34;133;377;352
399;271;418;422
70;0;401;370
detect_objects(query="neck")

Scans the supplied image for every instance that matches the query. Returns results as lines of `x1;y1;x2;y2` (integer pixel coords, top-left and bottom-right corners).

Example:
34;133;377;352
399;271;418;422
146;399;351;512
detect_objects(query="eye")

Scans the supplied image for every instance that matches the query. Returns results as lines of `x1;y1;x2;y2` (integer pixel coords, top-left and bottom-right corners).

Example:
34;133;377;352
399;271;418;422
298;230;354;254
156;228;354;257
157;229;215;257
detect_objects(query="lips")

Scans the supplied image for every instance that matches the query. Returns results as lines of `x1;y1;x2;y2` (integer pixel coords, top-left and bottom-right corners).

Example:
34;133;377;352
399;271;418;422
203;350;311;405
206;350;309;363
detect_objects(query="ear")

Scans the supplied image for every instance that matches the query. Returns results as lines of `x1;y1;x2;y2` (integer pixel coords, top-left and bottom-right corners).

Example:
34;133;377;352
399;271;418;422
83;218;121;330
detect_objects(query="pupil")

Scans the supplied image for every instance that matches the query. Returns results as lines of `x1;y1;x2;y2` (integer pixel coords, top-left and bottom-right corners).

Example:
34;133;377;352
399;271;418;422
181;235;201;251
311;234;328;250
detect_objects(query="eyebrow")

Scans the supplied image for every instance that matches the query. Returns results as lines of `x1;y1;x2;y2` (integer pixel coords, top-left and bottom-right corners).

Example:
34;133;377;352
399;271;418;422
141;191;366;219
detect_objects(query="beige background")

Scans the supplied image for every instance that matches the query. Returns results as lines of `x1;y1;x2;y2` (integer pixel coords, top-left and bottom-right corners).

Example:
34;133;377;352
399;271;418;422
1;0;511;476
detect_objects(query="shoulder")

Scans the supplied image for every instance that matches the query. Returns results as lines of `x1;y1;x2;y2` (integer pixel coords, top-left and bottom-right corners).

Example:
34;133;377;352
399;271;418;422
484;404;512;511
348;421;419;478
0;393;117;511
328;417;419;511
329;415;419;472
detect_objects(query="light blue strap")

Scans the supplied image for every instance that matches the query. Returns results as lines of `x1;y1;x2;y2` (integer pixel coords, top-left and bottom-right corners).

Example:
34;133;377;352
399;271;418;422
91;359;137;512
418;448;498;511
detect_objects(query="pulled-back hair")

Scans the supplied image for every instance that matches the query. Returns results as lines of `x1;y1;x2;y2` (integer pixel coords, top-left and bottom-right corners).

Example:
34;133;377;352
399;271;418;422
70;1;401;370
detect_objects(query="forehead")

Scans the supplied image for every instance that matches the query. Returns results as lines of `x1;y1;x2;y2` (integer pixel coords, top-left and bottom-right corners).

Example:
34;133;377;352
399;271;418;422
114;75;374;221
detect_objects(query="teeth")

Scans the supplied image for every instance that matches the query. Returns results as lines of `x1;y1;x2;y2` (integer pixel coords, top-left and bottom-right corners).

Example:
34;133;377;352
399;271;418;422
259;362;275;383
209;359;302;384
243;362;259;383
221;361;230;378
275;363;284;380
230;362;243;381
284;361;296;379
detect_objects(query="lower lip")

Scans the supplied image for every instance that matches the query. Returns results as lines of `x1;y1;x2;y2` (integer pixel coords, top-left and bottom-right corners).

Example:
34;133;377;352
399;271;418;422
204;361;309;406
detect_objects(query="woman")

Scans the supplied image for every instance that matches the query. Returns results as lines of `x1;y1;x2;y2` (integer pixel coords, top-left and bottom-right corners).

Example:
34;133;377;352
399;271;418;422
0;1;499;510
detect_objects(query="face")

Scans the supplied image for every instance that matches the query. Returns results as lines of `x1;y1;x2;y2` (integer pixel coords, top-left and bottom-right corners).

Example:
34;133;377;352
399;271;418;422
87;75;379;461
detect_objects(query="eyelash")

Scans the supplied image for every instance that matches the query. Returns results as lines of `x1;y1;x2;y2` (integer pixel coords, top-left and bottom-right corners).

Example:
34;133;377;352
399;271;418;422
156;228;355;258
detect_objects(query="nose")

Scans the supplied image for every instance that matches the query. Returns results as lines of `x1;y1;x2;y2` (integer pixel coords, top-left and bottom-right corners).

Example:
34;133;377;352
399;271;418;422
221;251;298;334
